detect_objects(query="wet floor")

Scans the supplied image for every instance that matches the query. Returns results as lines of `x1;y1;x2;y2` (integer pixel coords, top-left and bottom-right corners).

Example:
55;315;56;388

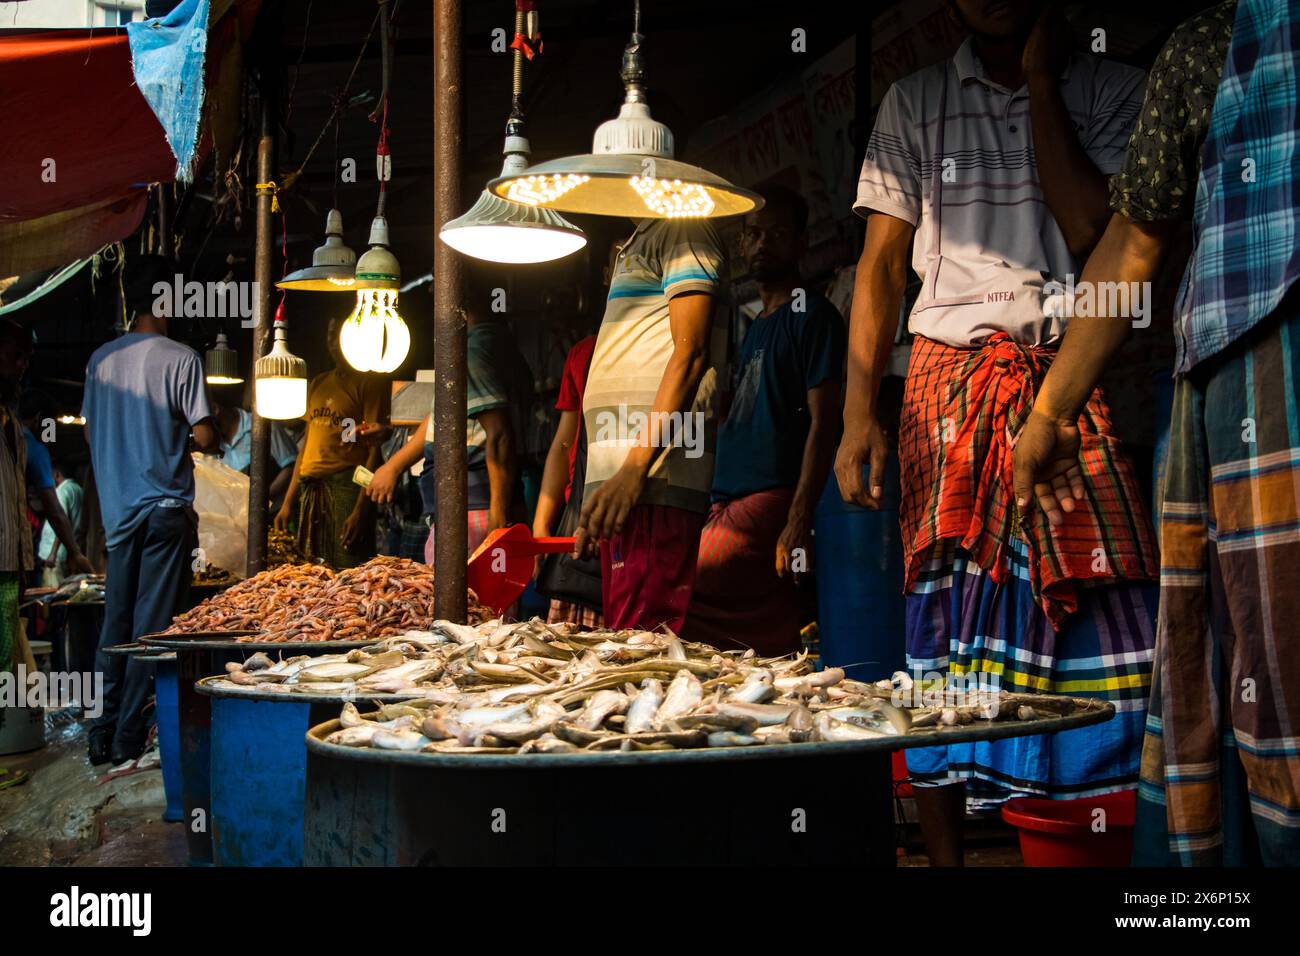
0;709;186;867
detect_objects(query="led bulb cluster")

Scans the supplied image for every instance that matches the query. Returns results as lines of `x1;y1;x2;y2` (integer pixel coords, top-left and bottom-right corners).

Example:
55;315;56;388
340;288;411;374
628;177;716;218
506;173;591;206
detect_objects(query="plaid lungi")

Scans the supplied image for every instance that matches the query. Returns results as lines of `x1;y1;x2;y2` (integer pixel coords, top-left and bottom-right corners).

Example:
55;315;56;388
547;599;604;629
682;487;802;657
1140;298;1300;866
901;334;1158;628
900;333;1159;800
295;470;374;570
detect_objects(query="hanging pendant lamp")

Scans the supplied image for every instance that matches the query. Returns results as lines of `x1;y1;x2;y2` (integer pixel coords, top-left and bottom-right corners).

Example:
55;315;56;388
440;1;587;263
488;0;760;220
254;312;308;420
204;332;244;385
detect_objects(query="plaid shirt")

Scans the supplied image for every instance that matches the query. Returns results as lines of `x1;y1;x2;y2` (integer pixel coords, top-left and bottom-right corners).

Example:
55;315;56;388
1175;0;1300;371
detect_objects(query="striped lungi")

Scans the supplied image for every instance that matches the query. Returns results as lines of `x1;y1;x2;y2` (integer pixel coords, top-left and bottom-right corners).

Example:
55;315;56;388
1138;298;1300;866
899;334;1158;801
905;537;1157;801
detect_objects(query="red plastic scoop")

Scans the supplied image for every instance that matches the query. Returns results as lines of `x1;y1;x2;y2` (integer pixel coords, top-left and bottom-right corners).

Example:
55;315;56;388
466;524;575;615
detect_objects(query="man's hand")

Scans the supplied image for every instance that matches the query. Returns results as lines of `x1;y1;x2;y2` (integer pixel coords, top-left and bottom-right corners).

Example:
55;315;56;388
1012;409;1085;527
273;503;293;533
775;511;811;578
573;463;646;559
340;509;369;551
1022;5;1073;83
366;462;400;505
834;413;890;509
67;551;95;576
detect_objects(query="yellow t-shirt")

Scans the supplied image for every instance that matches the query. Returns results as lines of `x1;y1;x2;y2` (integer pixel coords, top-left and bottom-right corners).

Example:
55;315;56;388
299;368;391;479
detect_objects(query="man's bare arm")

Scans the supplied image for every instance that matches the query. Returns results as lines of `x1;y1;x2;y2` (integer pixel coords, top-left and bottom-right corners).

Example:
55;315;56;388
834;212;913;507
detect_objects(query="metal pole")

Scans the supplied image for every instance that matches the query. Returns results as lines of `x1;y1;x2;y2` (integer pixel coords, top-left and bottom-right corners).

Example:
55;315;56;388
247;85;276;575
156;183;173;259
433;0;467;620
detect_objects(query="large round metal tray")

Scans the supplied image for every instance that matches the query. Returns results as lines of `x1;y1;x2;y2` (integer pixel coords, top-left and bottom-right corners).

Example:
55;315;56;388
196;675;431;705
305;698;1115;769
140;630;376;652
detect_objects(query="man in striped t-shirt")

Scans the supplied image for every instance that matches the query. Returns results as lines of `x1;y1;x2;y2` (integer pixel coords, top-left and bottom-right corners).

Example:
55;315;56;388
835;0;1156;864
574;217;729;633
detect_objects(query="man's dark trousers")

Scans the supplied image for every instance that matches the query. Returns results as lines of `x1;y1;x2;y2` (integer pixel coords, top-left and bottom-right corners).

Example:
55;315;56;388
92;502;195;762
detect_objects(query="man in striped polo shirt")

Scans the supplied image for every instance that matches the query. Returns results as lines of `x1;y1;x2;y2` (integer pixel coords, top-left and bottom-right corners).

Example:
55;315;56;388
574;218;729;633
836;0;1157;864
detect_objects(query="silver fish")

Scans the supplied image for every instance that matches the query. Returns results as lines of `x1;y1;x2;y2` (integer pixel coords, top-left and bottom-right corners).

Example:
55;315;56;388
325;725;379;747
716;700;793;726
654;669;702;729
707;731;759;747
455;701;533;727
371;729;430;751
571;689;629;731
625;678;663;734
813;712;889;742
732;670;775;703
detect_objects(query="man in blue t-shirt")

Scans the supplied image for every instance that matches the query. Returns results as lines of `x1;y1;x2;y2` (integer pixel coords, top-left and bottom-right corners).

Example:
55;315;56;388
82;256;219;768
683;186;845;656
18;391;93;580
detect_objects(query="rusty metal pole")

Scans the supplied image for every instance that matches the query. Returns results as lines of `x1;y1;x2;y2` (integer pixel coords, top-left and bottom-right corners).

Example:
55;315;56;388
433;0;468;620
247;84;276;575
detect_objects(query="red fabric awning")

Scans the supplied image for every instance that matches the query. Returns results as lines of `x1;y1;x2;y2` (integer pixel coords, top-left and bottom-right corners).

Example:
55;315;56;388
0;30;174;274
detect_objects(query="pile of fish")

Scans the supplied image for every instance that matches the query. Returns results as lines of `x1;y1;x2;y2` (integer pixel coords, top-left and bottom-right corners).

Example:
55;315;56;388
166;557;494;641
218;618;1102;755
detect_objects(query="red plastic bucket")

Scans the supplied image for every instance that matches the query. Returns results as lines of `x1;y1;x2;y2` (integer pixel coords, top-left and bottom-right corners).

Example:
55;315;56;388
891;751;913;798
1001;789;1135;867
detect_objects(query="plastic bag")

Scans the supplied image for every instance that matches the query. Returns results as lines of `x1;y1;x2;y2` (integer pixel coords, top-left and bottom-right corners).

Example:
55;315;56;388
192;453;249;578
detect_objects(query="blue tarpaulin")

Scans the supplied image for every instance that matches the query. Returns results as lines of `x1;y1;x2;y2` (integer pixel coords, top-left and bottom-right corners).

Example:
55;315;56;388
126;0;211;183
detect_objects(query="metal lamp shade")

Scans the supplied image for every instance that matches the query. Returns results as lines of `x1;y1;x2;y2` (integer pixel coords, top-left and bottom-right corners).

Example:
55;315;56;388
204;333;243;385
276;209;359;292
440;189;588;264
488;153;761;220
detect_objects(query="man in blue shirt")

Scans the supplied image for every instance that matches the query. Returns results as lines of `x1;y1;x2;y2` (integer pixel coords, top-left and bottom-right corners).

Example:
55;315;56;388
82;256;219;767
683;186;845;656
18;391;93;580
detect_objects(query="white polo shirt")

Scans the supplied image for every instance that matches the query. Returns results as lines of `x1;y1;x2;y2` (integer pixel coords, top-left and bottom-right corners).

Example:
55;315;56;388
854;38;1145;348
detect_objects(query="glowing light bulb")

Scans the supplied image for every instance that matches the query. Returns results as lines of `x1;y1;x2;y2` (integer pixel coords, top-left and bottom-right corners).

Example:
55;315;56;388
339;288;410;373
628;176;716;218
506;173;591;207
255;376;308;420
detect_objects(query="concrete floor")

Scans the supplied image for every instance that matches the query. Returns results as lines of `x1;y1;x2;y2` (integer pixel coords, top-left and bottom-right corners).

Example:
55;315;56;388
0;709;186;867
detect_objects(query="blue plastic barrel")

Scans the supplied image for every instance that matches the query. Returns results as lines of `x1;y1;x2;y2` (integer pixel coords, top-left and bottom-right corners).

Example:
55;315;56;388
151;654;183;823
813;454;906;681
208;693;326;867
